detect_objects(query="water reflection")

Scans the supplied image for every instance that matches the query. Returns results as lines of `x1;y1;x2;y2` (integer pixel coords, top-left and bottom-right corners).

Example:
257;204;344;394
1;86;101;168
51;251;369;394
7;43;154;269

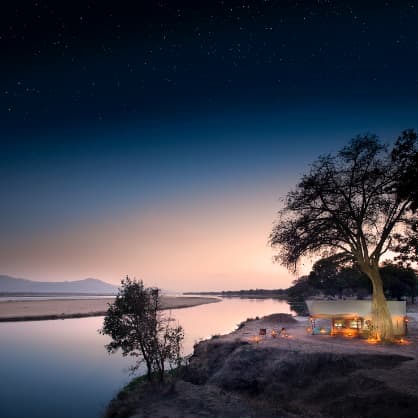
172;298;291;353
0;298;291;418
0;316;133;418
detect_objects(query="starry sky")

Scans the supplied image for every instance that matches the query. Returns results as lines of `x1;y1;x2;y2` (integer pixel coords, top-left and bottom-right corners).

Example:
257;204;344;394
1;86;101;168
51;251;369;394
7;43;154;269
1;1;418;291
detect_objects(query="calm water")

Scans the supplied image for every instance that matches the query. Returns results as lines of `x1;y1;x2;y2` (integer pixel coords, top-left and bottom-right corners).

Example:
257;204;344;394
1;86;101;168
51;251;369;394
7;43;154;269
0;298;292;418
0;295;116;302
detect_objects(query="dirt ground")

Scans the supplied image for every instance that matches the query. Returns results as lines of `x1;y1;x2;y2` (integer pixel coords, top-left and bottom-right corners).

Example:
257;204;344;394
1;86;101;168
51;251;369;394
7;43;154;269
225;309;418;398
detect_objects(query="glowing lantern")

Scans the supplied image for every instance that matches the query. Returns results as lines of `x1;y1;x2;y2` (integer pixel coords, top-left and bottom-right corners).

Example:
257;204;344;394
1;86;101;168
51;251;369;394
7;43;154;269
366;337;379;344
250;335;262;344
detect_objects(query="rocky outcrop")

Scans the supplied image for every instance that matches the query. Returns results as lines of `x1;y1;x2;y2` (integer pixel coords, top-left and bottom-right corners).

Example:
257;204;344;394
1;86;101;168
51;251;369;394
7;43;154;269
182;337;416;417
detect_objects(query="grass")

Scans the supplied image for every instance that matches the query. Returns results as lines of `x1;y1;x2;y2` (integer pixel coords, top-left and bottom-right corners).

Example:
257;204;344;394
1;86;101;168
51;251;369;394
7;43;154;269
117;368;181;398
106;368;182;418
120;375;148;395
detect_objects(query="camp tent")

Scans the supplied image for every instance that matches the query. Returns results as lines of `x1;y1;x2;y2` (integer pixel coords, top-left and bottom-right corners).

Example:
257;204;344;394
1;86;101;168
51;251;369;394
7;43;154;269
305;299;407;337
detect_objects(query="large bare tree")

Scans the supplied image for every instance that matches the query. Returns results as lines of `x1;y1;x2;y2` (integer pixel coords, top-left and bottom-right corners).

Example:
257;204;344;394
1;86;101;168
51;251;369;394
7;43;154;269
270;131;417;341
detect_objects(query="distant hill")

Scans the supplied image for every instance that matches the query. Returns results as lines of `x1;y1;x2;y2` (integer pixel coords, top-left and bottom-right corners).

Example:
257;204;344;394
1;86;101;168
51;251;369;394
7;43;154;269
0;275;118;295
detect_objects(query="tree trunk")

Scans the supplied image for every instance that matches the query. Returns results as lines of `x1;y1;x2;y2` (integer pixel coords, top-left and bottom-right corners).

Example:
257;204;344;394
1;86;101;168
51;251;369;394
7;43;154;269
366;267;395;341
145;358;152;381
159;361;165;382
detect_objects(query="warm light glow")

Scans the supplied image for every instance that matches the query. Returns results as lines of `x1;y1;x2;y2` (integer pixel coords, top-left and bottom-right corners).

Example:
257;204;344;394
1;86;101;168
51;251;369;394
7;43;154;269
342;328;357;338
250;335;262;344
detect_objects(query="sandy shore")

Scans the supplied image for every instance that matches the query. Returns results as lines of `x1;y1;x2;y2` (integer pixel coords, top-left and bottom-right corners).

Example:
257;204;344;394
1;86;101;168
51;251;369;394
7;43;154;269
0;296;220;322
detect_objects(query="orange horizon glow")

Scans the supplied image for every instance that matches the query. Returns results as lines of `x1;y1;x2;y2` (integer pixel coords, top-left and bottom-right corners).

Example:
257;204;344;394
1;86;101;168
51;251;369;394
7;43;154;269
0;184;299;292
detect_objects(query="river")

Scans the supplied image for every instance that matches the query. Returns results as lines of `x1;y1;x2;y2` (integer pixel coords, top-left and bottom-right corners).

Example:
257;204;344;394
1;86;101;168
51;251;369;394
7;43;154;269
0;297;292;418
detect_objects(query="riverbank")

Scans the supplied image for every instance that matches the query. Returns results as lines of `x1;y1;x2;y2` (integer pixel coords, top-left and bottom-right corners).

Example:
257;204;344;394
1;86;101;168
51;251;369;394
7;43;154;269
0;296;220;322
107;310;418;418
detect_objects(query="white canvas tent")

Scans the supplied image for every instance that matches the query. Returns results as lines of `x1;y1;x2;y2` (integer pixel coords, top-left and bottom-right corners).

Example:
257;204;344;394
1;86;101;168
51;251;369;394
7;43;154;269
306;299;407;336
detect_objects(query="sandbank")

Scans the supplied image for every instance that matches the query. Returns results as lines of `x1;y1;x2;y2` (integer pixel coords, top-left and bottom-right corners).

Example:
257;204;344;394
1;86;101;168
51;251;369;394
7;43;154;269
0;296;220;322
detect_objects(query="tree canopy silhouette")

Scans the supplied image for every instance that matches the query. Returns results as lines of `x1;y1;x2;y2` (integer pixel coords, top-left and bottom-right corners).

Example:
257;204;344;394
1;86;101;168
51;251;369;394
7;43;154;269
392;130;418;265
270;131;417;341
307;254;370;299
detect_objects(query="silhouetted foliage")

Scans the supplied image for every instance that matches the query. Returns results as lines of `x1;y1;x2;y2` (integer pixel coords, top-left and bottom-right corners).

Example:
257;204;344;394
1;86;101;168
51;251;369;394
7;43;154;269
394;220;418;267
270;132;418;340
391;129;418;211
100;277;184;382
286;276;315;315
392;130;418;267
380;262;417;303
292;256;416;303
307;255;370;299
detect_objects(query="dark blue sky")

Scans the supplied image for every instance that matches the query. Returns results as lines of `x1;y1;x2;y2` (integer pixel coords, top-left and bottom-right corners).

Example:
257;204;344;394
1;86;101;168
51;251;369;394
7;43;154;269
1;1;418;288
2;1;418;131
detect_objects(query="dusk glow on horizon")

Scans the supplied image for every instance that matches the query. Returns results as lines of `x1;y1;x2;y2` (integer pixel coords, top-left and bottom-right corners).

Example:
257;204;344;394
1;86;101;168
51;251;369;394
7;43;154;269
2;1;418;291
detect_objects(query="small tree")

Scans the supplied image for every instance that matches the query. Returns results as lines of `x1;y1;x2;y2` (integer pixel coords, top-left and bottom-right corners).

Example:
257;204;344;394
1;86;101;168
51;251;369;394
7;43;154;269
270;132;417;341
100;277;184;381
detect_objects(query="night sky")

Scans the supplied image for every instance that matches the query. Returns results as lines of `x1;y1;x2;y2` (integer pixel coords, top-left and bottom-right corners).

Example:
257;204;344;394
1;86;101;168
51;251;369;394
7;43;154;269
2;1;418;290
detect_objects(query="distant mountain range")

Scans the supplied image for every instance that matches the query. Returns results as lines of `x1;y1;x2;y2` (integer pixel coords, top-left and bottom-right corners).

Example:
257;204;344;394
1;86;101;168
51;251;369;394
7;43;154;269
0;275;118;294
